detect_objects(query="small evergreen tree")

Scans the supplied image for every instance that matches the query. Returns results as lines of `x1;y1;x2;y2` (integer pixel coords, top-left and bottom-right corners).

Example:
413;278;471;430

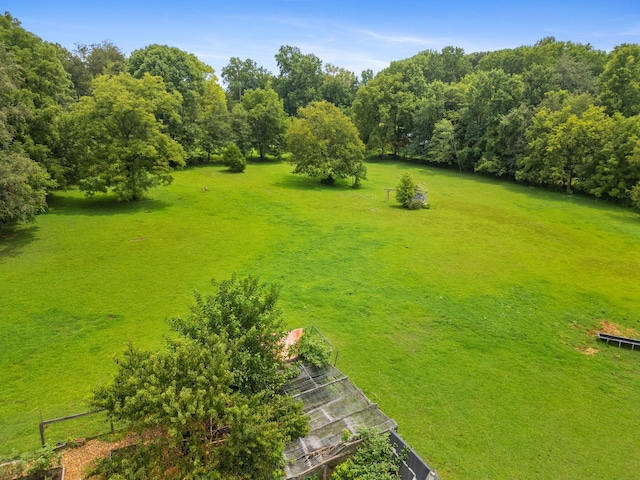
223;143;247;172
395;173;417;208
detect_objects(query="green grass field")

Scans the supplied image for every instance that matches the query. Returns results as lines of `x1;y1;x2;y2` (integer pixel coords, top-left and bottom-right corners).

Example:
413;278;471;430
1;159;639;479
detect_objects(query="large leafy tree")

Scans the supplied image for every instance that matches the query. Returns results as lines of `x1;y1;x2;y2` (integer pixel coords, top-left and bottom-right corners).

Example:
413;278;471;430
274;45;323;115
427;118;461;169
128;44;215;157
63;72;186;201
353;71;416;157
0;44;54;229
599;43;640;117
229;103;252;156
63;40;126;98
0;151;52;230
287;100;366;186
517;95;611;193
580;113;640;201
320;64;359;109
411;46;472;84
197;77;231;162
456;68;524;171
410;80;450;157
241;87;288;160
0;13;74;185
91;275;308;479
221;57;272;103
475;103;532;177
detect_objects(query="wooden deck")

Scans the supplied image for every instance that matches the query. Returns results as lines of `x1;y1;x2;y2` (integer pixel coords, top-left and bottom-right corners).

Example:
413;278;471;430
597;332;640;350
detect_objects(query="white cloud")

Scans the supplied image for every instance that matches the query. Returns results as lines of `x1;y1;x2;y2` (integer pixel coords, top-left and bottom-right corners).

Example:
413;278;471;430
352;28;446;47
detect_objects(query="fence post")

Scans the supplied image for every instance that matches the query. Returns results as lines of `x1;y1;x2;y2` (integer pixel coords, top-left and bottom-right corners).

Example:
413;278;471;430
39;421;46;447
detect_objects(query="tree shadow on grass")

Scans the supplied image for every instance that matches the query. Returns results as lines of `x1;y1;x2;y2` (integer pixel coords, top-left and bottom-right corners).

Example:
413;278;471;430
274;174;358;192
47;193;169;217
50;194;169;216
0;225;38;260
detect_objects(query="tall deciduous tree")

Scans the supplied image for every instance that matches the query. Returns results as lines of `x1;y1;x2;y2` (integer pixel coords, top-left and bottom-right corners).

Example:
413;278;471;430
517;95;610;193
197;78;231;162
64;73;186;201
229;103;252;156
428;118;460;169
353;71;416;157
128;44;214;157
63;40;126;98
0;44;54;229
0;151;52;230
274;45;323;115
599;43;640;117
580;113;640;201
320;64;358;109
287;100;366;186
241;88;288;160
457;68;524;171
221;57;272;103
0;13;74;185
475;103;532;177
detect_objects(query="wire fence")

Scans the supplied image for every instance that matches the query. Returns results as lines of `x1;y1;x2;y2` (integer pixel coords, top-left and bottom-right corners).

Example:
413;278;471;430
389;430;439;480
307;325;339;366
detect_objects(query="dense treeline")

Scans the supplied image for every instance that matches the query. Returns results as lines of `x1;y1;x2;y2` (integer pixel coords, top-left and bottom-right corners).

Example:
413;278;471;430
2;11;640;230
355;39;640;207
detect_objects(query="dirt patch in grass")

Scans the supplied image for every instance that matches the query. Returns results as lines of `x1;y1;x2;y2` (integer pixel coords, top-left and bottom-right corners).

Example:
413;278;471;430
596;320;640;338
573;320;640;356
575;320;640;356
61;436;135;480
575;346;599;355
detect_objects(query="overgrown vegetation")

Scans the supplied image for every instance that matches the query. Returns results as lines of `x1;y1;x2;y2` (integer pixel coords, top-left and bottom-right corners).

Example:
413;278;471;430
292;331;332;367
0;444;61;480
332;429;404;480
89;275;308;479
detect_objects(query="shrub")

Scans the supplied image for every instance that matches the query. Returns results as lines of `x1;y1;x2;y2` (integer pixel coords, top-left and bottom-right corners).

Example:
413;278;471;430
2;444;62;479
223;144;246;173
395;173;416;208
331;428;403;479
292;331;332;367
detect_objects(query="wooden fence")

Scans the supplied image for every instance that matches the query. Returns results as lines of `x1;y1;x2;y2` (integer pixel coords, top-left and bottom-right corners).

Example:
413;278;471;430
39;409;113;447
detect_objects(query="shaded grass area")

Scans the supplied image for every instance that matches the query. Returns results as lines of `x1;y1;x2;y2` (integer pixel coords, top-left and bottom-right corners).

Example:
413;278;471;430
1;161;639;479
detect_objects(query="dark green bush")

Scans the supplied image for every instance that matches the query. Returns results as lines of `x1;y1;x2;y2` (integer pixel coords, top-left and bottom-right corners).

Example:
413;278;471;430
395;173;416;208
223;144;246;173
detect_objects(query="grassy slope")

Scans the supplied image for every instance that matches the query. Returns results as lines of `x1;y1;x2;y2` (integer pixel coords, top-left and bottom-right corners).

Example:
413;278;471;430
1;160;639;479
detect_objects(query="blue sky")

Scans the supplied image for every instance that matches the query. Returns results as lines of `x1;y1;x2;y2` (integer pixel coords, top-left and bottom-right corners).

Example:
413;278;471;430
4;1;640;81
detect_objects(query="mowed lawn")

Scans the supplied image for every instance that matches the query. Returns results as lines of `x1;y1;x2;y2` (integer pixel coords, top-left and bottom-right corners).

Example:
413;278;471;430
1;159;639;479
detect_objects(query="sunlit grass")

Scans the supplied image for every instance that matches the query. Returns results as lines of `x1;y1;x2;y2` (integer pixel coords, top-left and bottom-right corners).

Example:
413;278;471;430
1;159;639;479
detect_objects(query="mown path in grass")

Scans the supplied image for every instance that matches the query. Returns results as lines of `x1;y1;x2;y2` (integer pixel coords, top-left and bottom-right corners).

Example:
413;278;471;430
1;160;639;479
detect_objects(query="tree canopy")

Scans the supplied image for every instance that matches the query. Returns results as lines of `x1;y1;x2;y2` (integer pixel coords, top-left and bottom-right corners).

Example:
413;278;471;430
287;100;366;186
221;57;272;103
241;87;288;160
127;44;215;159
63;72;186;201
4;11;640;230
